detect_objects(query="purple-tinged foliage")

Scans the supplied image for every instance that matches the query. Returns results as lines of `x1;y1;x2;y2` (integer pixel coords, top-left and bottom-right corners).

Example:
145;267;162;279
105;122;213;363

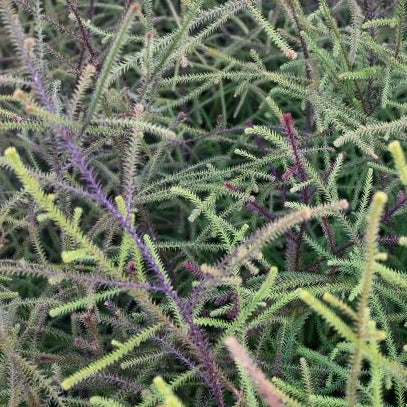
1;0;407;406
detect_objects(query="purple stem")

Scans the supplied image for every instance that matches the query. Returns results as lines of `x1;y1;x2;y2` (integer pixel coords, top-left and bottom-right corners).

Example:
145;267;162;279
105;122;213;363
322;216;336;252
282;113;309;271
61;138;226;404
383;192;407;224
246;200;274;221
282;114;307;185
224;182;275;221
378;235;400;245
184;261;214;280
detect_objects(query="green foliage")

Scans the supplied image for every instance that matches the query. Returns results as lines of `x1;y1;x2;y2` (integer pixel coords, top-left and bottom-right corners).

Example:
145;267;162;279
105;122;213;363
152;376;185;407
0;0;407;406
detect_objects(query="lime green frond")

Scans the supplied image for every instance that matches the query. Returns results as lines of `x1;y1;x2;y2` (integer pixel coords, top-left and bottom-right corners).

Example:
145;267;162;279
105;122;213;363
61;323;162;390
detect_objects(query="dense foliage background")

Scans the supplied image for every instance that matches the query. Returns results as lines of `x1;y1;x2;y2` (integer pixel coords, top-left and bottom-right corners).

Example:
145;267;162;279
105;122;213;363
1;0;407;406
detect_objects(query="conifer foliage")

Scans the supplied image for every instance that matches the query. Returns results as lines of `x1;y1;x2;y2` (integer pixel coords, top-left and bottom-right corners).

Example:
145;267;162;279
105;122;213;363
0;0;407;406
